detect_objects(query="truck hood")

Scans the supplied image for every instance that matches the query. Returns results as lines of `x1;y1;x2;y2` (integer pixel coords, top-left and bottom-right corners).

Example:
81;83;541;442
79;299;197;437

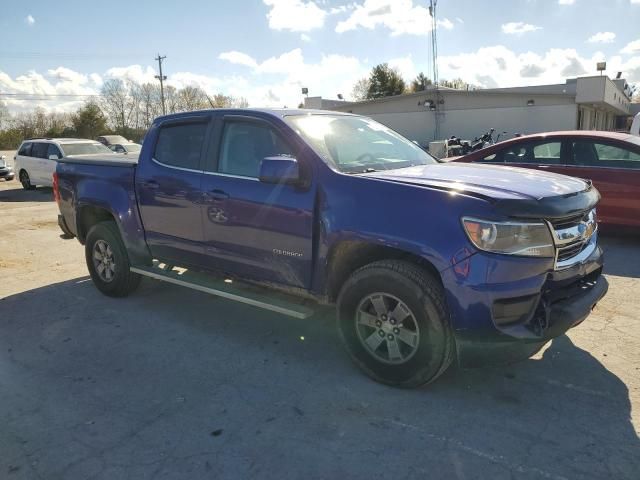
365;163;589;201
364;162;599;219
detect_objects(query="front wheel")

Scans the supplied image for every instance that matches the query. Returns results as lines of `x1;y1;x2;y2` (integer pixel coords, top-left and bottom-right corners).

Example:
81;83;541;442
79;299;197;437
337;260;454;388
85;221;141;297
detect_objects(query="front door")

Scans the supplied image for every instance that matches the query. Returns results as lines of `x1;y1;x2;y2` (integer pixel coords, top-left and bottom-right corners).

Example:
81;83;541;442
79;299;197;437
135;116;211;265
199;115;315;289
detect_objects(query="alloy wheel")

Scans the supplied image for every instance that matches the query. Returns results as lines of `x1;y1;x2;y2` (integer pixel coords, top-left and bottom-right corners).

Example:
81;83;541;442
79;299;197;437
355;293;421;365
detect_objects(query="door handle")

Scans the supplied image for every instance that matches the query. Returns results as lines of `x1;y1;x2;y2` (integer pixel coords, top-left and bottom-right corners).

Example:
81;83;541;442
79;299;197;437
142;180;160;189
209;189;230;201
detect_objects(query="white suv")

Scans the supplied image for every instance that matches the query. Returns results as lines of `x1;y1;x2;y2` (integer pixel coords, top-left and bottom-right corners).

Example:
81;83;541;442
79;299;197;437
14;138;112;189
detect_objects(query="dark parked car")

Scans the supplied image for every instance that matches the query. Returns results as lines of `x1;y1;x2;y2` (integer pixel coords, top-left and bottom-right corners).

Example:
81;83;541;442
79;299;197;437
0;155;15;181
450;131;640;229
54;110;607;387
96;135;130;147
109;143;142;155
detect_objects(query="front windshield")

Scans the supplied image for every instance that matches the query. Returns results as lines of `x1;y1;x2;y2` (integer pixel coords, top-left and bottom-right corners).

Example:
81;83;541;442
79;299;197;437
285;114;437;173
62;143;112;155
124;143;142;153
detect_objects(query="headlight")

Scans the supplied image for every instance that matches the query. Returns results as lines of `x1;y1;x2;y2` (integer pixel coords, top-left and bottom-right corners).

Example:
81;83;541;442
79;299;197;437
462;217;555;257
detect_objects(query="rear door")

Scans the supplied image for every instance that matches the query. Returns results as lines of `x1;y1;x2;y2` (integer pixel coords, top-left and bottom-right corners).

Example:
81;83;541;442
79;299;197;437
562;138;640;227
135;115;212;265
199;114;316;288
30;142;50;184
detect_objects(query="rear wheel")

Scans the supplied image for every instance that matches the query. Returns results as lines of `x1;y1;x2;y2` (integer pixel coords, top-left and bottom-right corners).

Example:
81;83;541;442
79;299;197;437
19;170;35;190
337;260;454;388
85;221;141;297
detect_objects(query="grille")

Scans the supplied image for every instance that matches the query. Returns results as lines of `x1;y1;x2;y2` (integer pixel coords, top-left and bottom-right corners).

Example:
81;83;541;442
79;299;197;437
550;210;597;268
551;214;585;230
557;241;588;262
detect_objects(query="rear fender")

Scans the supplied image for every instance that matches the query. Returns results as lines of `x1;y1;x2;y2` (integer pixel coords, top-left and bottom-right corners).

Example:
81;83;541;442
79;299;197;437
75;178;151;265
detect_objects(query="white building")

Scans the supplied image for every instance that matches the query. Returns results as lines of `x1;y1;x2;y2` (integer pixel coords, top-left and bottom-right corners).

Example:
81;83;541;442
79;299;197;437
306;76;632;145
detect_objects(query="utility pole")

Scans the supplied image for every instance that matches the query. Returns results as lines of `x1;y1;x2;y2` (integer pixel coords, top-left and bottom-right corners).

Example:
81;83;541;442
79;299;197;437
154;54;167;115
429;0;441;141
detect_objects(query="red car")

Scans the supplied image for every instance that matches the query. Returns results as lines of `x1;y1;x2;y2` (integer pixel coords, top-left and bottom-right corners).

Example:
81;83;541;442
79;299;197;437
451;131;640;228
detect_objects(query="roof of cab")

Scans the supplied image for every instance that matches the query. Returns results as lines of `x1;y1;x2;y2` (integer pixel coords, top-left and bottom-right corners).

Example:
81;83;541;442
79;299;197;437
153;108;356;123
23;138;101;143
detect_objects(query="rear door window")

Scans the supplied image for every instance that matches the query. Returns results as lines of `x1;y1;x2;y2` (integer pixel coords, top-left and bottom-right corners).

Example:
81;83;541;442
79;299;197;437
154;122;207;170
31;142;49;159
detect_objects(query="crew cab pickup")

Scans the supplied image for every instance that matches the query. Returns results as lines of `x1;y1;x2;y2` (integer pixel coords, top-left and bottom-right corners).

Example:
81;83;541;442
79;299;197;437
55;109;608;387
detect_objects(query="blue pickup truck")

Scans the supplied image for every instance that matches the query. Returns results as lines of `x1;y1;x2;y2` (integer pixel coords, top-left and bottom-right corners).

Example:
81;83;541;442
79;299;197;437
55;109;608;387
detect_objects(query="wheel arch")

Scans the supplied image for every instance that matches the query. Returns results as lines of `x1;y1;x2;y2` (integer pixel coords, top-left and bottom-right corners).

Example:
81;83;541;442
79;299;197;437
76;204;117;243
325;240;443;303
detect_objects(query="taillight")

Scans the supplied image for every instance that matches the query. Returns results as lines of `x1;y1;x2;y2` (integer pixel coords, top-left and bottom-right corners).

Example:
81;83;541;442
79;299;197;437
53;172;60;204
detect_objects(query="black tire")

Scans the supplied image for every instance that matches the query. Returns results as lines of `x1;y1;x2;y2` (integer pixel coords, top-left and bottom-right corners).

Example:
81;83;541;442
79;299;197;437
85;221;141;297
19;170;36;190
337;260;454;388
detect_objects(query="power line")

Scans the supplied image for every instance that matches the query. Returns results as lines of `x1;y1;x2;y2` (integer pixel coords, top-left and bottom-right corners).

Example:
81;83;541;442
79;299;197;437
0;93;101;97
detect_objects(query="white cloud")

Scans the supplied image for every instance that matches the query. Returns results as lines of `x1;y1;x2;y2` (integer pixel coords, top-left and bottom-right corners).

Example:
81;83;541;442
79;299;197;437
621;39;640;54
0;68;97;113
47;67;88;85
219;48;367;105
558;0;575;4
588;32;615;43
300;33;311;42
218;51;258;68
105;65;157;84
25;14;35;26
336;0;433;36
436;46;640;88
90;73;103;87
501;22;542;35
437;18;454;30
263;0;327;32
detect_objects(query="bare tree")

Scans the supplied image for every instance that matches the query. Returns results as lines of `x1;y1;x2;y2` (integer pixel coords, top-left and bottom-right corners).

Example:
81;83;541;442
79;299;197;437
100;79;135;132
351;77;371;101
207;93;248;108
176;86;210;111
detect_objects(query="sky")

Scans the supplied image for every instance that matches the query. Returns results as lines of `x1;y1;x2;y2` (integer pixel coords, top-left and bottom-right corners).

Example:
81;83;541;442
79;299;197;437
1;0;639;113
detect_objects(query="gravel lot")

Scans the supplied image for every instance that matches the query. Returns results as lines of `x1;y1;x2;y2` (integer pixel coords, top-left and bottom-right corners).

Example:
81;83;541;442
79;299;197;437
0;178;639;480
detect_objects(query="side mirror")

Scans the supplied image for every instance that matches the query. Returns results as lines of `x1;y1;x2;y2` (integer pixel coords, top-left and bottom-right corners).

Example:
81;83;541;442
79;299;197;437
49;154;59;160
259;156;301;186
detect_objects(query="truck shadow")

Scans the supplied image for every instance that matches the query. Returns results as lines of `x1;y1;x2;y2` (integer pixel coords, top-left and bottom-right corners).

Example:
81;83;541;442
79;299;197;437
0;185;54;203
1;277;638;478
599;232;640;278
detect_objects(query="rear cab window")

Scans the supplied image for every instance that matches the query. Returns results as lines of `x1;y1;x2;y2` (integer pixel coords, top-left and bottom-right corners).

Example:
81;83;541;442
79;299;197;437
154;122;208;170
